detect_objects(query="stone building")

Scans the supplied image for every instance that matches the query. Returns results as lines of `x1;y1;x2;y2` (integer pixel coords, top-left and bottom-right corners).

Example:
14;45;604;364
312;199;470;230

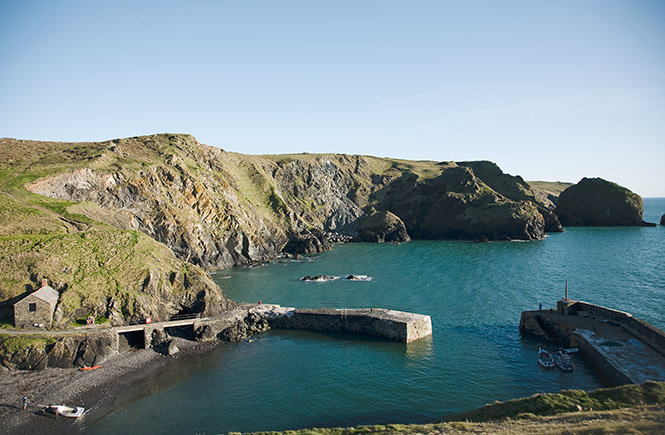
14;278;59;328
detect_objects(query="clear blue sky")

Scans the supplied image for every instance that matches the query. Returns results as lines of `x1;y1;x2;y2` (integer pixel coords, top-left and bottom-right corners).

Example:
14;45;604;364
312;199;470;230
1;1;664;196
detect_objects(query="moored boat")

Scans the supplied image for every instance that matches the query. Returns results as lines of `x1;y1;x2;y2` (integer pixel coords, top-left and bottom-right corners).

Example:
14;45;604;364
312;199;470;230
537;348;555;368
554;348;574;372
44;404;85;418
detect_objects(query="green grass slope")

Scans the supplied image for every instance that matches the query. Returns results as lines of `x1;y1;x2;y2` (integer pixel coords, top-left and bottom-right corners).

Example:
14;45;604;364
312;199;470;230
0;137;228;327
242;382;665;435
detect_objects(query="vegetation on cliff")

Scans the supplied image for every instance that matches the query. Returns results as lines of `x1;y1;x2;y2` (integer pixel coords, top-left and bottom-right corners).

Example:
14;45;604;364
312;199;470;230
0;136;230;327
554;177;652;226
1;133;563;328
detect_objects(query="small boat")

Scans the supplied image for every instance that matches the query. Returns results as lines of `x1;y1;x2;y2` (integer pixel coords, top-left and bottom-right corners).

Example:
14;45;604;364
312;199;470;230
44;404;85;418
79;365;102;371
554;349;575;372
537;348;555;368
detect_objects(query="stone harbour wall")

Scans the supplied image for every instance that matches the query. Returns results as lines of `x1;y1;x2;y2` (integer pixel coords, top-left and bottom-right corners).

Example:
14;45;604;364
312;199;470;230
255;306;432;343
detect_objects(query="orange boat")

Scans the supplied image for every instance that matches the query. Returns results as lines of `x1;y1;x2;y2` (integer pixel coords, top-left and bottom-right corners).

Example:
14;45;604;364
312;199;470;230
79;365;102;371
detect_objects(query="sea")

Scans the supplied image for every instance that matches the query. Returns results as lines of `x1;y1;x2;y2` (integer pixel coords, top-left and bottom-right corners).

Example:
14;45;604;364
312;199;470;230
82;198;665;434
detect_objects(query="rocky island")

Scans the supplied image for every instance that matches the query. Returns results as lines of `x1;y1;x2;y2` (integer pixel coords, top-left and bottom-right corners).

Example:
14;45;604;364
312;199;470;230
554;177;655;227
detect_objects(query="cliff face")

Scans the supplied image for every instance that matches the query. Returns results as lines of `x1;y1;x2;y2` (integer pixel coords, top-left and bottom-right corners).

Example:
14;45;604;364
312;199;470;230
0;136;231;327
554;178;651;226
15;135;562;270
0;134;564;326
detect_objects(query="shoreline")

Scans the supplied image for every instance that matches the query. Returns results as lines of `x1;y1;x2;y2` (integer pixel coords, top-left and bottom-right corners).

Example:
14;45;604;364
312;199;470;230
0;337;224;435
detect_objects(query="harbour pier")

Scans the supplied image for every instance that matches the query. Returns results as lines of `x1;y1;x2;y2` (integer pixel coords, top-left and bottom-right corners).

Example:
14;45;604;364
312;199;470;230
112;304;432;352
520;299;665;385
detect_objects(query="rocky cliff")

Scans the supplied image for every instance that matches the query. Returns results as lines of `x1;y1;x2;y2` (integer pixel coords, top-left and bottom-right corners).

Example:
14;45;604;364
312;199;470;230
554;178;653;226
17;135;561;267
0;136;231;327
1;134;563;326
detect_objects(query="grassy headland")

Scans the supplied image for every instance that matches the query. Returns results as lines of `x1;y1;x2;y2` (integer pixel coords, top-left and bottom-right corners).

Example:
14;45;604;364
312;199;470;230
242;382;665;434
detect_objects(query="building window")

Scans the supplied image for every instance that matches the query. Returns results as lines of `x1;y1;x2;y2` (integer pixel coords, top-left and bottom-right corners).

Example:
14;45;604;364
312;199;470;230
29;303;37;312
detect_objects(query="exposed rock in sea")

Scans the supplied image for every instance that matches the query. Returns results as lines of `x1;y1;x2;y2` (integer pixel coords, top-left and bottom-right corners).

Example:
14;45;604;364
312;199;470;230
301;275;339;282
661;214;665;226
554;178;654;226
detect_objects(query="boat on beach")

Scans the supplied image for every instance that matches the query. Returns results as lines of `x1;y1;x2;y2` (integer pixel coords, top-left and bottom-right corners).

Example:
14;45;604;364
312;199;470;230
43;404;85;418
537;348;555;368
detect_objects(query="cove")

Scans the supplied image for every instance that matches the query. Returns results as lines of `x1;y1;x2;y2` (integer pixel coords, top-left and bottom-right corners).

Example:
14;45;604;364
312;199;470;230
83;199;665;434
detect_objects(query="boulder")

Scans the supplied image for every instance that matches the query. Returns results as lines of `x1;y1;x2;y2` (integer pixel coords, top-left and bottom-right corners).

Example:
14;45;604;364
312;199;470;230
74;334;115;367
195;324;215;342
166;340;179;356
218;319;249;342
151;329;169;347
356;210;410;243
554;178;652;226
661;214;665;226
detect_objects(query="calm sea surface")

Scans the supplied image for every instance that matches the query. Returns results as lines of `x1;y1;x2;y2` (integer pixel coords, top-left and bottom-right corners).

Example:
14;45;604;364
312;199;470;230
83;199;665;434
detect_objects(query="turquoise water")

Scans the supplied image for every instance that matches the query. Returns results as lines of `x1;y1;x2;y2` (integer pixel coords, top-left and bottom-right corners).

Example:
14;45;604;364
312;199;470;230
83;199;665;434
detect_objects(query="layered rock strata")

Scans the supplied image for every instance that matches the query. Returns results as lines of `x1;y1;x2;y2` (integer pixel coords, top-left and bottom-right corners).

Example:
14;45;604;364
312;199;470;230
22;135;562;271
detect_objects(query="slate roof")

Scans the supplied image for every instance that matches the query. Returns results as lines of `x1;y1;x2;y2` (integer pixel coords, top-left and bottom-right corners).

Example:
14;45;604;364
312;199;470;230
26;285;59;305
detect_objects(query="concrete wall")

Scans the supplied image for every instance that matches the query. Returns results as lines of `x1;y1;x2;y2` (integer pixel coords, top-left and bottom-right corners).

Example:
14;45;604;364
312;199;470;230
520;311;576;345
14;296;54;328
268;308;432;343
571;330;633;386
570;301;665;356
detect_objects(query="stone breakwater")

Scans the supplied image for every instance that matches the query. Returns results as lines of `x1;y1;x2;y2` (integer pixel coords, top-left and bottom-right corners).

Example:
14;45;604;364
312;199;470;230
255;305;433;343
520;299;665;386
1;305;432;371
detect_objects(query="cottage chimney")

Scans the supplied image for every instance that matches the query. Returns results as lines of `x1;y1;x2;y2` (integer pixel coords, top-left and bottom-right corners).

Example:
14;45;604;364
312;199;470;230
41;278;48;288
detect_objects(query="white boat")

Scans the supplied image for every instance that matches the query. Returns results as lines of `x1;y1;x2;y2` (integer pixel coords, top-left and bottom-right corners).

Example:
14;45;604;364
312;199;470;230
44;404;85;418
537;348;555;368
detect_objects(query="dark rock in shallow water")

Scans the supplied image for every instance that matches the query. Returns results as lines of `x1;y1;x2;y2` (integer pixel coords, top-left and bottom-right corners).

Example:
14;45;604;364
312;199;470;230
554;178;653;227
661;214;665;226
301;275;338;282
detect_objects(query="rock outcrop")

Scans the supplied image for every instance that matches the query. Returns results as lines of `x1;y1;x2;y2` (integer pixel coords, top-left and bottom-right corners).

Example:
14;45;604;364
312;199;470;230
0;333;116;370
1;134;569;329
378;166;546;240
554;178;653;226
356;210;410;243
661;214;665;226
18;135;561;270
